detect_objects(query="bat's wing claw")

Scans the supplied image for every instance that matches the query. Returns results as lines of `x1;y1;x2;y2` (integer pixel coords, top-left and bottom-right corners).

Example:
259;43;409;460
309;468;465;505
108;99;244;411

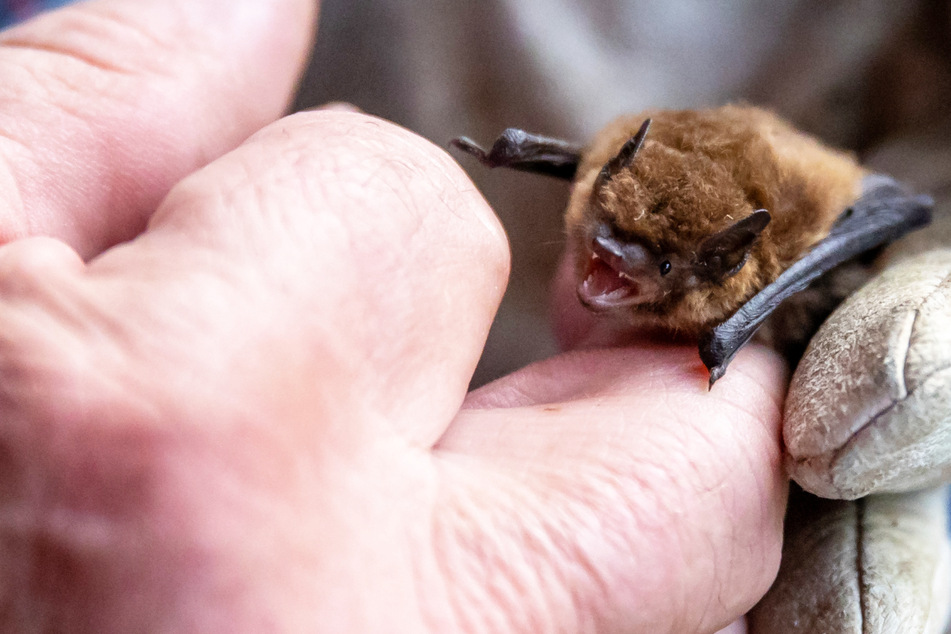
449;136;490;163
699;328;742;389
449;129;581;180
450;131;528;168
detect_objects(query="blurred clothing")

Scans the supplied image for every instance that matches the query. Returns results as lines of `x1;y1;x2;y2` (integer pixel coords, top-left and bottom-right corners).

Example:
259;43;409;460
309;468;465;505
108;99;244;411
0;0;73;28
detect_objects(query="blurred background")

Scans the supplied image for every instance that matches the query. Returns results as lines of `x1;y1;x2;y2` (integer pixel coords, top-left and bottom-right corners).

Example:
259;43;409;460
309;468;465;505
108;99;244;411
293;0;951;387
0;0;71;27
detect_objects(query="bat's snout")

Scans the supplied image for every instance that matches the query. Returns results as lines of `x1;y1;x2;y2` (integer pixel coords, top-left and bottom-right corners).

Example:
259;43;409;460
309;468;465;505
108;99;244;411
577;234;662;312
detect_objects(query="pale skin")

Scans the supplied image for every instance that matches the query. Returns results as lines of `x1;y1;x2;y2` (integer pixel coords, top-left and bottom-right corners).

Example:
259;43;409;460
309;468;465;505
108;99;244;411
0;0;788;632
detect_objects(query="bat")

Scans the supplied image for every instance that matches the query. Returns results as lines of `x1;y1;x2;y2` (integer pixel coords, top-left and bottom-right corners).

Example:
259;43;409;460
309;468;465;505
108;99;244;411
451;105;932;387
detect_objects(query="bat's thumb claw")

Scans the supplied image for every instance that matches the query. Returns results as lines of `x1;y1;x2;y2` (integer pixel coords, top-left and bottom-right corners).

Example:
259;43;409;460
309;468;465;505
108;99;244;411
698;330;729;390
449;137;488;162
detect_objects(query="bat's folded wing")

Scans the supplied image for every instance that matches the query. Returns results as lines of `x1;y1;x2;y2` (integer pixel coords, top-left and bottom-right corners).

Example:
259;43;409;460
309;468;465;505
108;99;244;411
700;175;933;387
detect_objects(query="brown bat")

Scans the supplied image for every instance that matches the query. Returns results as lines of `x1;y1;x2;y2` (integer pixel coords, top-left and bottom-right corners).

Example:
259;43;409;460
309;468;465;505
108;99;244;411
451;105;932;386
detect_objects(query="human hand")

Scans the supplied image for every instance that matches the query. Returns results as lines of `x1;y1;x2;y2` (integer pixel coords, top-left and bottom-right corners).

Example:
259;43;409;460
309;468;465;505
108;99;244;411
0;0;789;632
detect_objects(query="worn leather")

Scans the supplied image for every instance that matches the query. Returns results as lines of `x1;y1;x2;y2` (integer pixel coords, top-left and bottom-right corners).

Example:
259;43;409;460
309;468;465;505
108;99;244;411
749;487;951;633
785;249;951;500
761;249;951;634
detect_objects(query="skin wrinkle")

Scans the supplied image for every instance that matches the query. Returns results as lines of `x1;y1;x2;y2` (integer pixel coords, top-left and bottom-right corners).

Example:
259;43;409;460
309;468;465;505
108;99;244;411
40;1;266;83
434;452;664;632
557;510;625;630
695;529;721;633
522;469;639;631
83;3;181;58
429;464;488;633
152;138;338;268
34;283;129;353
558;511;615;630
595;460;698;632
646;399;779;629
0;7;159;76
0;74;85;148
285;150;352;235
0;129;49;239
165;417;434;631
0;145;25;236
211;154;325;257
513;500;581;632
324;113;501;241
0;36;136;79
411;454;465;634
448;485;547;633
274;117;495;267
0;310;111;423
0;6;230;111
428;502;474;634
14;324;152;445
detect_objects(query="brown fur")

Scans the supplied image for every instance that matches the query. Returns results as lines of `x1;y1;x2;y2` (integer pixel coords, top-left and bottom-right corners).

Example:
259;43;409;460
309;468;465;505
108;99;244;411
565;104;865;335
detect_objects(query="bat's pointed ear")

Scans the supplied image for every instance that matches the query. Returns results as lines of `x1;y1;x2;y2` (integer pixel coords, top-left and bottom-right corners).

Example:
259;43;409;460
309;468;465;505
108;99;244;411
595;118;652;189
697;210;771;280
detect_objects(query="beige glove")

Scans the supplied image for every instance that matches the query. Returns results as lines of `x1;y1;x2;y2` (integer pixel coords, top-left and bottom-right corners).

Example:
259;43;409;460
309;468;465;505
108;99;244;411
752;246;951;632
749;487;951;633
786;249;951;499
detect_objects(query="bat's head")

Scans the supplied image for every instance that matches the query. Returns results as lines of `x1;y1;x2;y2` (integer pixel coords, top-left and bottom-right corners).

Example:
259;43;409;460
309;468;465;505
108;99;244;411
566;118;772;334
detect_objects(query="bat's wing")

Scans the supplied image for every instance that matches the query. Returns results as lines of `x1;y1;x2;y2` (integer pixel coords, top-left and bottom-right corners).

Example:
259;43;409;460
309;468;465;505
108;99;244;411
700;174;933;388
450;129;581;180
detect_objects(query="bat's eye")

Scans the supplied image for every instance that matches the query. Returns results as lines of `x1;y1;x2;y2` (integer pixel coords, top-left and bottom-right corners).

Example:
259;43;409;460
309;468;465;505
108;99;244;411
659;260;672;276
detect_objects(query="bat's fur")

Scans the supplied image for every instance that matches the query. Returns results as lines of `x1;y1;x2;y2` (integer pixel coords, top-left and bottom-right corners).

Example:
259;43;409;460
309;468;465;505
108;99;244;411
566;104;866;337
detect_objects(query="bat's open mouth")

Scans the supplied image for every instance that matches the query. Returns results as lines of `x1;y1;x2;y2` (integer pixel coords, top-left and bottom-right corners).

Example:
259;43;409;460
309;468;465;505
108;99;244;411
577;252;641;311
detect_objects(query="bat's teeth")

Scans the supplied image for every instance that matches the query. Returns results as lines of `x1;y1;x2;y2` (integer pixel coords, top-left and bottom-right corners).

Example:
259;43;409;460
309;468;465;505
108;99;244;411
577;254;640;311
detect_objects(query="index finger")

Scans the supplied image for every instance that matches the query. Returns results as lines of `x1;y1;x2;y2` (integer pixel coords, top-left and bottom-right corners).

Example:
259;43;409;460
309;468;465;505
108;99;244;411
0;0;316;258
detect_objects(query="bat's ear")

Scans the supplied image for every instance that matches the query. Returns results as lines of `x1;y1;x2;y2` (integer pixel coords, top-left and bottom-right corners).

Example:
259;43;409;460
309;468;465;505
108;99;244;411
697;210;771;280
595;118;652;189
